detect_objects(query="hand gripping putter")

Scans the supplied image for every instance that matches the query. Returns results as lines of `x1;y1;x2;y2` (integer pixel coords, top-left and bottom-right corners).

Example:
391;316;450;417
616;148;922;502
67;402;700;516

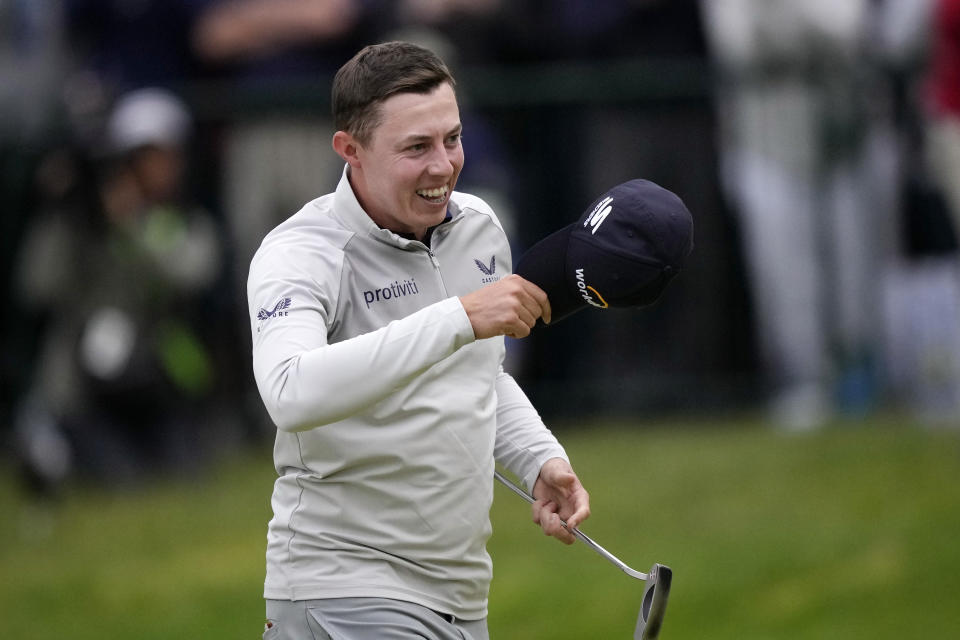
494;471;673;639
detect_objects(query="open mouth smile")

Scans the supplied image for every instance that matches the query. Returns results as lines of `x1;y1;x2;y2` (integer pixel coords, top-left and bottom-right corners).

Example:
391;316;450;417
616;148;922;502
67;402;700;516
416;185;449;204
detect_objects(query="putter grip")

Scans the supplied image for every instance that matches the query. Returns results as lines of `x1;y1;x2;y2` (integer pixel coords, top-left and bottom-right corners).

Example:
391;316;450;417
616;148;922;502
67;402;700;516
493;470;648;580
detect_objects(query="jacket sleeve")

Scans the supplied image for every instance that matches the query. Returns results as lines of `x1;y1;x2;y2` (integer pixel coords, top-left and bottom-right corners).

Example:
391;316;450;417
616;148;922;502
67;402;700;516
249;243;476;433
494;369;569;492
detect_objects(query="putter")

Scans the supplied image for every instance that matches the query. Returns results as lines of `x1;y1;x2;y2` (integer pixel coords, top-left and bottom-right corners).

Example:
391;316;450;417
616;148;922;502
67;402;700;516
494;470;672;639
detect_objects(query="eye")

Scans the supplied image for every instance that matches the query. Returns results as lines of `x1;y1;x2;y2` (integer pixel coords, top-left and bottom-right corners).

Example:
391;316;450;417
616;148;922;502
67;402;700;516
445;133;462;146
408;142;427;152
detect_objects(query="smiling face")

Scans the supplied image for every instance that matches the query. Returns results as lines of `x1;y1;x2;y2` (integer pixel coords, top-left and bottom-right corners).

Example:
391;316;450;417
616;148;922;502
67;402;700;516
333;82;464;240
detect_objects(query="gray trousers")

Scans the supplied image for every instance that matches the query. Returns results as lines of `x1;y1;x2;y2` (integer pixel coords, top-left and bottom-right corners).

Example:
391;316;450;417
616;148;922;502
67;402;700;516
264;598;490;640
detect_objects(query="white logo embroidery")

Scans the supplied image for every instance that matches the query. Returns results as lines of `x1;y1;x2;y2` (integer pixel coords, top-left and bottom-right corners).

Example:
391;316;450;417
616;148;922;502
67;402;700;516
583;196;613;235
575;268;608;309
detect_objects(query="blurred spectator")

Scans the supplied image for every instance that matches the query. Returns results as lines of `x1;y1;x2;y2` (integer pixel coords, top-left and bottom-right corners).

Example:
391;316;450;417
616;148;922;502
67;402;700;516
700;0;905;429
925;0;960;231
12;88;225;492
491;0;705;64
190;0;377;293
189;0;384;433
56;0;224;204
1;0;73;445
64;0;201;93
0;0;70;142
880;0;960;425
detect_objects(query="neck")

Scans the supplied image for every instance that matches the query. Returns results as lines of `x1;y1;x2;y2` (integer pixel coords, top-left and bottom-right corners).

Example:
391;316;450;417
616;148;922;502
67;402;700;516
346;167;428;240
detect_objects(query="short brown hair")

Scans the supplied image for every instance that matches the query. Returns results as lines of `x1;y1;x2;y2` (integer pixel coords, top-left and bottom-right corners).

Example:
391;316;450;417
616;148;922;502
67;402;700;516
332;41;456;146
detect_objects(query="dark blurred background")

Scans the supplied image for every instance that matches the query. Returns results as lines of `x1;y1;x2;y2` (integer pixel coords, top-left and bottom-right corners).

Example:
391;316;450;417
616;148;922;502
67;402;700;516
2;0;959;496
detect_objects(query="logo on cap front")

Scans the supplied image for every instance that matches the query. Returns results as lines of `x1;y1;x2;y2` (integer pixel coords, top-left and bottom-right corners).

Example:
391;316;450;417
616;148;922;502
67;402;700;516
575;268;608;309
583;196;613;235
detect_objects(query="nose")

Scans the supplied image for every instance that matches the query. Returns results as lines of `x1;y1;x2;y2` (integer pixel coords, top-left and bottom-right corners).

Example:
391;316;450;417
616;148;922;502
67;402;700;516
426;145;457;177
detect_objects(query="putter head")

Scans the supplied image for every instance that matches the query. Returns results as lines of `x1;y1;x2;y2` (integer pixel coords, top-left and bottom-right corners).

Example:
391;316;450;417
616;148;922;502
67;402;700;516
634;563;672;640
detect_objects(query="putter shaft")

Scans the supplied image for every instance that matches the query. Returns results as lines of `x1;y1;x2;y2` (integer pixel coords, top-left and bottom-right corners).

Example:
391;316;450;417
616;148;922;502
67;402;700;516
493;470;649;580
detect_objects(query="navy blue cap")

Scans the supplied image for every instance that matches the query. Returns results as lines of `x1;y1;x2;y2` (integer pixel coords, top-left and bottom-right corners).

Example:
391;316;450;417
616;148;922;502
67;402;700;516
515;179;694;323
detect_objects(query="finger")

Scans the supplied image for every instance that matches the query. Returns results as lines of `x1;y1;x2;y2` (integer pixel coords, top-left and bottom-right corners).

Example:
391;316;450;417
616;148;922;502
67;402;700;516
563;498;591;531
544;512;575;545
534;500;576;544
531;498;553;525
556;481;590;530
517;279;551;325
503;303;536;338
514;301;537;329
507;322;531;340
541;295;552;325
528;284;551;325
538;505;559;535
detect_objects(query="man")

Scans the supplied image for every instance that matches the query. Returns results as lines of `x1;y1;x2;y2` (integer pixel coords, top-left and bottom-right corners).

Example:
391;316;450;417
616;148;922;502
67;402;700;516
249;41;590;639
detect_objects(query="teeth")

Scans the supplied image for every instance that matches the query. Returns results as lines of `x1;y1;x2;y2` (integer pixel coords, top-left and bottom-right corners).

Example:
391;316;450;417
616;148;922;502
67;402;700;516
417;186;448;199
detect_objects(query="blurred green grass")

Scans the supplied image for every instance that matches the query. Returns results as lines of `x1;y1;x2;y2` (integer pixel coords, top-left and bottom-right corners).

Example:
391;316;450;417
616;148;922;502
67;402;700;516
2;415;959;639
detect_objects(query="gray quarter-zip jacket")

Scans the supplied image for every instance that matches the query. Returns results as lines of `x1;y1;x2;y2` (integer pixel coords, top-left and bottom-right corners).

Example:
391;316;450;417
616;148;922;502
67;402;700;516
248;167;568;619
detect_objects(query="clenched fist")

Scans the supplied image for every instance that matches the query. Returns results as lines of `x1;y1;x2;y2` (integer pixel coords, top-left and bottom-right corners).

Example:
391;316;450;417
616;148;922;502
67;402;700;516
459;274;551;339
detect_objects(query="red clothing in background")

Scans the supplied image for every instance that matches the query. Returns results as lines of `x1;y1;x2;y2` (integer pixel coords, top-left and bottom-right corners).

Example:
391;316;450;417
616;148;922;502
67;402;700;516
929;0;960;116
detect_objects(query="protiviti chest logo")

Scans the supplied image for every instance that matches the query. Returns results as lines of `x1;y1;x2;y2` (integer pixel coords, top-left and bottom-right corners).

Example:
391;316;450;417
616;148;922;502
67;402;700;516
575;269;608;309
474;255;500;283
362;277;420;309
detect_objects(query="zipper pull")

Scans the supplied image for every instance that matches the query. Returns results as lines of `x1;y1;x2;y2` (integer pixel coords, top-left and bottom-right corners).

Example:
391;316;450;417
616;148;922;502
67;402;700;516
428;250;440;269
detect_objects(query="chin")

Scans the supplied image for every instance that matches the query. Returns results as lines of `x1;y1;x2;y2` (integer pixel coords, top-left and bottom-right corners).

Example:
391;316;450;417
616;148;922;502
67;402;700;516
433;205;450;223
412;200;448;220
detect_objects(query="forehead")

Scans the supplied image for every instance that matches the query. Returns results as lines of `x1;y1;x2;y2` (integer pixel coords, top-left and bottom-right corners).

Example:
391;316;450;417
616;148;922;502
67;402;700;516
372;83;460;144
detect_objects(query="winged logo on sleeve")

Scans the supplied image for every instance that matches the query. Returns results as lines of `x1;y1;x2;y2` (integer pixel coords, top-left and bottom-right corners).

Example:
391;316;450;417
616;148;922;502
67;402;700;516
258;297;292;321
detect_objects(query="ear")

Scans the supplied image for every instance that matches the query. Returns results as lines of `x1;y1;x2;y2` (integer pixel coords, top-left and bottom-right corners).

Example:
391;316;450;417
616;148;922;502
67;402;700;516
332;131;362;167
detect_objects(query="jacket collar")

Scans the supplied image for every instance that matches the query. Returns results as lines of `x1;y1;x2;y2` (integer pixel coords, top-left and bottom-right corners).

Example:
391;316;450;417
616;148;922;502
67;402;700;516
332;164;461;249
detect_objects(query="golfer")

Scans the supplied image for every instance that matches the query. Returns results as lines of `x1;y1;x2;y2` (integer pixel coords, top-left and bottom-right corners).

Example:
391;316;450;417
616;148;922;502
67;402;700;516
249;41;590;639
